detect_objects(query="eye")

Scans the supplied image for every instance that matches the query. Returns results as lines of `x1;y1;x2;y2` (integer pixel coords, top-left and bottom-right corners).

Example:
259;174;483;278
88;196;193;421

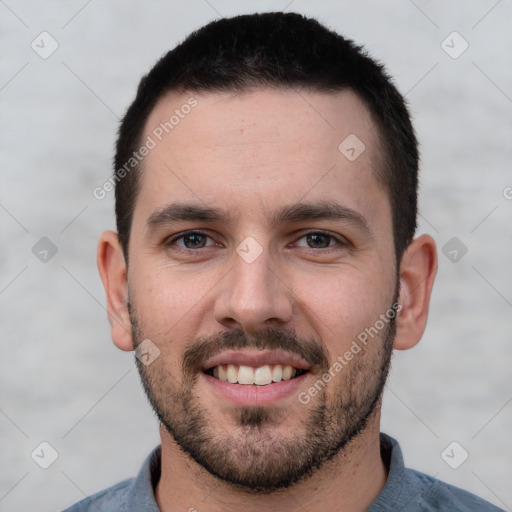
306;233;332;249
295;232;339;249
168;231;215;249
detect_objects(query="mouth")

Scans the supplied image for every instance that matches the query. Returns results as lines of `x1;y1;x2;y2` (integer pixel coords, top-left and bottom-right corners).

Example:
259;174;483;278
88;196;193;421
204;364;308;386
200;350;312;404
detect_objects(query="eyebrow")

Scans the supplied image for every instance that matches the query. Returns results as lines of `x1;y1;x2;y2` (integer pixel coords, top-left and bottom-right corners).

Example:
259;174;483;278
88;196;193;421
146;203;228;230
145;201;372;238
271;201;372;237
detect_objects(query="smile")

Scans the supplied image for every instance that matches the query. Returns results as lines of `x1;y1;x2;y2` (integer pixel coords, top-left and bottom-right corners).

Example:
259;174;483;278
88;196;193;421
200;349;312;404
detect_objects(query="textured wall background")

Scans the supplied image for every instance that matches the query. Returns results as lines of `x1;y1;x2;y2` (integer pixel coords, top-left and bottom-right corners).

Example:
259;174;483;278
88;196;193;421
1;1;511;511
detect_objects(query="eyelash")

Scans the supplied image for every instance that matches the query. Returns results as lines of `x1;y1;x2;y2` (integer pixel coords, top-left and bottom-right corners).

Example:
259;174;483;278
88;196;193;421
164;230;349;252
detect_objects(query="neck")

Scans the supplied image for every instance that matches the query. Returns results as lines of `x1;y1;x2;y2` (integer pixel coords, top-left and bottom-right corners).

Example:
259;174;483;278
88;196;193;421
155;410;388;512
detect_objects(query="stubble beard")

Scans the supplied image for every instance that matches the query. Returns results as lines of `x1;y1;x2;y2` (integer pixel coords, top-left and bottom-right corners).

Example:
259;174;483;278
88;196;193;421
130;299;397;493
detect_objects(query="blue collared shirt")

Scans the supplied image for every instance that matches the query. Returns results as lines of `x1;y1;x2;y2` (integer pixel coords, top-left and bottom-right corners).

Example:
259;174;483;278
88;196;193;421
62;433;505;511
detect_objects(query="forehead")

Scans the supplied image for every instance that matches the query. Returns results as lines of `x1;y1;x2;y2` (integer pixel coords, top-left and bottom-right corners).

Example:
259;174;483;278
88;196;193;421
134;88;389;231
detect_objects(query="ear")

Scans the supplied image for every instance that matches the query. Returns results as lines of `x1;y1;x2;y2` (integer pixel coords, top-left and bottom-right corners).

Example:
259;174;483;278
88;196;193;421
97;230;133;351
394;234;437;351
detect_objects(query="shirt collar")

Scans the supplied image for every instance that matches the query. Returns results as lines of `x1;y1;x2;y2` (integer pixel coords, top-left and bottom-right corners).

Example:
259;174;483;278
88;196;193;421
123;445;162;511
367;433;421;511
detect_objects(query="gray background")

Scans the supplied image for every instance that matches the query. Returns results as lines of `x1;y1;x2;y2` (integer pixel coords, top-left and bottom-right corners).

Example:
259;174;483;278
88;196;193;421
1;1;511;511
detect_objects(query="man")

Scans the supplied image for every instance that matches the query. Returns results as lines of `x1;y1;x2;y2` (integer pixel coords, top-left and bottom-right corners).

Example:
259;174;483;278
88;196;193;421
65;12;504;512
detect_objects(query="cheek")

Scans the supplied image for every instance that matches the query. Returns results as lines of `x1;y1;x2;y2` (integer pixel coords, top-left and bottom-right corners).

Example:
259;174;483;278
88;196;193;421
294;267;394;354
129;265;207;342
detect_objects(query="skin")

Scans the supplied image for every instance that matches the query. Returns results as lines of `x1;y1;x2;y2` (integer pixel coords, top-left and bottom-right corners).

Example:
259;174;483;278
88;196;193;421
97;88;437;512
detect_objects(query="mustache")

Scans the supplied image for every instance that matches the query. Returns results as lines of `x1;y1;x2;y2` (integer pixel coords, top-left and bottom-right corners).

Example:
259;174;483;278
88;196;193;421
182;328;330;378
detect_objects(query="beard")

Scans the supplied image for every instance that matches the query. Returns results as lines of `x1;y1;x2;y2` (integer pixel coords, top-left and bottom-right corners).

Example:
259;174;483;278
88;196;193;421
130;291;398;493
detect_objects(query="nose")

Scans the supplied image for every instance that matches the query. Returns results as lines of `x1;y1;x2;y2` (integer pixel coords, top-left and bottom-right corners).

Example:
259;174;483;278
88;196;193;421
213;246;294;332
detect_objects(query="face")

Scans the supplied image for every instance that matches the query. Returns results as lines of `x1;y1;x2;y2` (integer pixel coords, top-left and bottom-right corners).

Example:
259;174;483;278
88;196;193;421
127;89;399;491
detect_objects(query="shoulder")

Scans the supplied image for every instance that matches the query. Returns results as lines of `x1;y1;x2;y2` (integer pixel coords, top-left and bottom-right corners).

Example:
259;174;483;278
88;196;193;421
60;446;161;512
60;478;135;512
373;434;505;512
404;468;505;512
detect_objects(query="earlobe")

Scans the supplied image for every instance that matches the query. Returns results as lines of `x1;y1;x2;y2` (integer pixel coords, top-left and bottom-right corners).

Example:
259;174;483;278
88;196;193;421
97;231;134;351
393;234;438;351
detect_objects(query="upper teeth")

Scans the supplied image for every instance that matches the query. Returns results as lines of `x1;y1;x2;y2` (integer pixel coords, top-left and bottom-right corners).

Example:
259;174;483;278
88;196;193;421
211;364;297;385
